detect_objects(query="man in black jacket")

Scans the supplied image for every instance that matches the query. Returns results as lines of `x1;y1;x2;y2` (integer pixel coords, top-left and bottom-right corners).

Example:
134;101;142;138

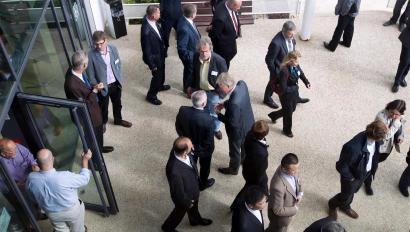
141;5;171;106
392;22;410;93
162;137;212;232
328;120;387;219
399;147;410;197
175;90;215;190
304;217;345;232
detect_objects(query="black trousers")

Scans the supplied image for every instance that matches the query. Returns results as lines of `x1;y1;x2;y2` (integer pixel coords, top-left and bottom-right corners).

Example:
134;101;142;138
268;92;298;134
328;15;356;51
98;82;122;125
394;45;410;85
390;0;410;24
399;165;410;191
212;39;236;70
162;18;179;52
264;73;276;104
228;136;245;171
182;59;194;92
162;200;203;231
329;175;368;210
147;64;166;100
192;154;212;184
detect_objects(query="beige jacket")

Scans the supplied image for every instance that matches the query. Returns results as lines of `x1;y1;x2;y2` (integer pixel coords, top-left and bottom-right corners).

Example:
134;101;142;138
376;109;405;154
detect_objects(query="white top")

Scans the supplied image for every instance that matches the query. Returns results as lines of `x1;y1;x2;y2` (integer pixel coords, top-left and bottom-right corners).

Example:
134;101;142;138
366;139;375;172
100;46;116;85
72;69;85;83
244;202;263;223
286;38;294;52
147;18;161;39
175;154;192;168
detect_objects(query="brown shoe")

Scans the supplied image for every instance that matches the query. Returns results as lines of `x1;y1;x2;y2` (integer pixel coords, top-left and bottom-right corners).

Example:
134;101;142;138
114;120;132;128
328;208;338;219
214;131;222;140
341;208;359;219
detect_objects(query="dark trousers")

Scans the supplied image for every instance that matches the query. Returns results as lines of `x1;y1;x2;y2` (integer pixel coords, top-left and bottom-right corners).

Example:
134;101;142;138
268;92;298;134
399;165;410;191
192;155;212;184
162;200;202;231
228;136;245;171
147;64;166;100
98;82;122;124
328;15;356;51
162;18;179;52
394;45;410;86
182;60;194;92
264;73;276;104
329;176;367;210
212;40;236;70
390;0;410;24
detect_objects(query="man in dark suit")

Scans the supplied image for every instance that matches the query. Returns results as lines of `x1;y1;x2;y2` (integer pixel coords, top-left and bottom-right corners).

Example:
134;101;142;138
160;0;182;54
328;120;387;219
392;23;410;93
324;0;361;52
304;217;346;232
175;90;215;190
209;0;242;69
64;51;113;153
141;5;171;105
231;120;269;210
383;0;410;31
161;137;212;232
188;37;228;140
399;147;410;197
86;31;132;130
231;186;267;232
215;73;255;175
177;4;201;93
264;21;309;109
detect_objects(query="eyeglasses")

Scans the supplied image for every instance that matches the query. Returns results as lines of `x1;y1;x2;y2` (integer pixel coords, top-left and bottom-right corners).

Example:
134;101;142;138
94;39;105;47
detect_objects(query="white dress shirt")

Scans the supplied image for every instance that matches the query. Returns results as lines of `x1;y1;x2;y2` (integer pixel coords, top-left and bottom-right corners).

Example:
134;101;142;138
366;139;376;172
147;19;161;39
175;153;192;168
72;69;85;83
100;46;116;85
244;202;263;223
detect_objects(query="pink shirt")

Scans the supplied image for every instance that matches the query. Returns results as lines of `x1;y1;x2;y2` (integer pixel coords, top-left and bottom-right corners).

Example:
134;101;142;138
100;47;116;85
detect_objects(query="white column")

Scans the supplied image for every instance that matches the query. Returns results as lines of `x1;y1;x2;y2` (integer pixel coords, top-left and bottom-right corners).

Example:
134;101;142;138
83;0;107;33
299;0;316;41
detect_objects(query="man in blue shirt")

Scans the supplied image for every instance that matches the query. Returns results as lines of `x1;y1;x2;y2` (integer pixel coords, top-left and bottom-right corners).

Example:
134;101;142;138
26;148;92;232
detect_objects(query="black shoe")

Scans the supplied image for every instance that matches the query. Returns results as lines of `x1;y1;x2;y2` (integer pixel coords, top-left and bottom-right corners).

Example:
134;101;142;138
102;146;114;153
268;112;278;124
159;85;171;91
263;100;279;109
200;178;215;191
282;131;294;138
392;85;399;93
218;167;238;175
399;23;406;32
114;120;132;128
323;42;335;52
146;97;162;105
338;41;350;48
190;218;213;226
161;225;179;232
365;185;374;195
383;20;395;26
214;131;223;140
399;185;409;197
298;98;310;103
401;79;407;87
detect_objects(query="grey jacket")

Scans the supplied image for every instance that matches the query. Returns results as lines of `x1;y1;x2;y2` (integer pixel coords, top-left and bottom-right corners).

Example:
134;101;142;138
335;0;361;17
376;109;405;154
86;44;122;96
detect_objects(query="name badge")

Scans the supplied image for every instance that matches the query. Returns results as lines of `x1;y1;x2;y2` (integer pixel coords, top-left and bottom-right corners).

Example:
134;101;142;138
211;71;218;76
115;59;120;64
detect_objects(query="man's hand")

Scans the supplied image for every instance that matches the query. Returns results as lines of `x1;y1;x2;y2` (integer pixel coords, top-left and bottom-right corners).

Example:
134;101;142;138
306;83;311;89
32;164;40;172
396;138;403;144
82;149;92;161
186;87;193;97
296;195;303;204
214;103;224;114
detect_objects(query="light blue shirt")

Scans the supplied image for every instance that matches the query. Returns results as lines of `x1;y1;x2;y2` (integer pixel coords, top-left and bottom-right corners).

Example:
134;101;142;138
26;168;90;213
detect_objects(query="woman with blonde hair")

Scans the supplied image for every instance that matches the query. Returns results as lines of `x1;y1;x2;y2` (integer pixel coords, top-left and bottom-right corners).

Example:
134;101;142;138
268;50;311;138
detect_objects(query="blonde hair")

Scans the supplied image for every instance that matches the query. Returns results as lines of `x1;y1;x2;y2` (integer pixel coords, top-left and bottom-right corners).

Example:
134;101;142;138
280;50;301;68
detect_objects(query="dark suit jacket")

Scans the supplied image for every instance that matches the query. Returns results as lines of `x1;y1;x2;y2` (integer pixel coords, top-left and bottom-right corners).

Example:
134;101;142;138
399;25;410;48
141;16;166;70
64;69;102;128
191;52;227;90
209;2;241;60
218;80;255;142
278;65;310;96
166;150;200;209
303;217;337;232
336;131;382;182
265;31;296;77
176;17;200;63
242;132;269;191
160;0;182;21
231;202;264;232
175;106;215;158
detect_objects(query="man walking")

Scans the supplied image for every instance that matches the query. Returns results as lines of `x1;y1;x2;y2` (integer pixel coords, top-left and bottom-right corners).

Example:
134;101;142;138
383;0;410;31
392;23;410;93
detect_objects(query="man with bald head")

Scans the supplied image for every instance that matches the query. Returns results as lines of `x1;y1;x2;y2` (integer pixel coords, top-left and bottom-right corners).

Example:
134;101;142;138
26;149;92;232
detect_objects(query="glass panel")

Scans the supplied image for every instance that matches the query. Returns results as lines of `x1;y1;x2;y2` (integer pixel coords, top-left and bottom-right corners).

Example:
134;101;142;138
0;0;47;74
0;48;15;115
20;4;69;98
66;0;90;50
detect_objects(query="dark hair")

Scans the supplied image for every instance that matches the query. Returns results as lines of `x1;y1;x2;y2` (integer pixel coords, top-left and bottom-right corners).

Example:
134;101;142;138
92;31;106;43
252;120;269;140
182;4;197;18
173;137;189;155
365;120;388;141
385;99;406;114
146;5;159;17
281;153;299;167
244;186;267;206
321;221;346;232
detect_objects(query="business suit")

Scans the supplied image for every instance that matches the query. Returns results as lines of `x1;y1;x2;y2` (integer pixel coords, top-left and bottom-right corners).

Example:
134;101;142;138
160;0;182;51
264;31;296;106
393;25;410;87
87;44;123;125
209;2;241;69
329;132;381;211
266;166;302;232
162;151;204;231
231;201;264;232
303;217;337;232
218;80;255;171
388;0;410;26
175;106;215;184
141;16;167;102
176;17;200;92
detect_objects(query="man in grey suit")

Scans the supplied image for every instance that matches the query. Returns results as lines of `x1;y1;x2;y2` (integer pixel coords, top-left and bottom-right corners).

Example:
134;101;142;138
215;73;255;175
87;31;132;130
324;0;361;52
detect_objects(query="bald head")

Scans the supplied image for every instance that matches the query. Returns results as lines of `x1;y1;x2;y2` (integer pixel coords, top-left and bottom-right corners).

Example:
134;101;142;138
0;138;17;159
173;137;193;156
37;149;54;170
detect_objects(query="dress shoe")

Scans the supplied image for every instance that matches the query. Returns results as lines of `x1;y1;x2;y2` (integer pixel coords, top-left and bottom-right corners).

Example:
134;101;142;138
338;41;350;48
190;218;213;226
214;131;223;140
114;120;132;128
298;98;310;103
341;208;359;219
159;85;171;91
399;185;409;197
399;23;406;32
401;79;407;87
323;42;335;52
263;100;279;109
161;225;179;232
218;167;238;175
146;97;162;105
392;84;399;93
102;146;114;153
268;112;278;124
200;178;215;191
383;20;395;26
328;208;338;219
365;185;374;195
282;131;294;138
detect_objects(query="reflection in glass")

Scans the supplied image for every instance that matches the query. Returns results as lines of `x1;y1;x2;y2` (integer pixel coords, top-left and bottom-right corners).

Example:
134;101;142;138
0;45;14;118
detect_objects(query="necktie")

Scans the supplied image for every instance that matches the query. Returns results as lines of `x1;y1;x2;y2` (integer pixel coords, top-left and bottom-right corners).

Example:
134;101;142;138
82;73;92;89
231;10;238;35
